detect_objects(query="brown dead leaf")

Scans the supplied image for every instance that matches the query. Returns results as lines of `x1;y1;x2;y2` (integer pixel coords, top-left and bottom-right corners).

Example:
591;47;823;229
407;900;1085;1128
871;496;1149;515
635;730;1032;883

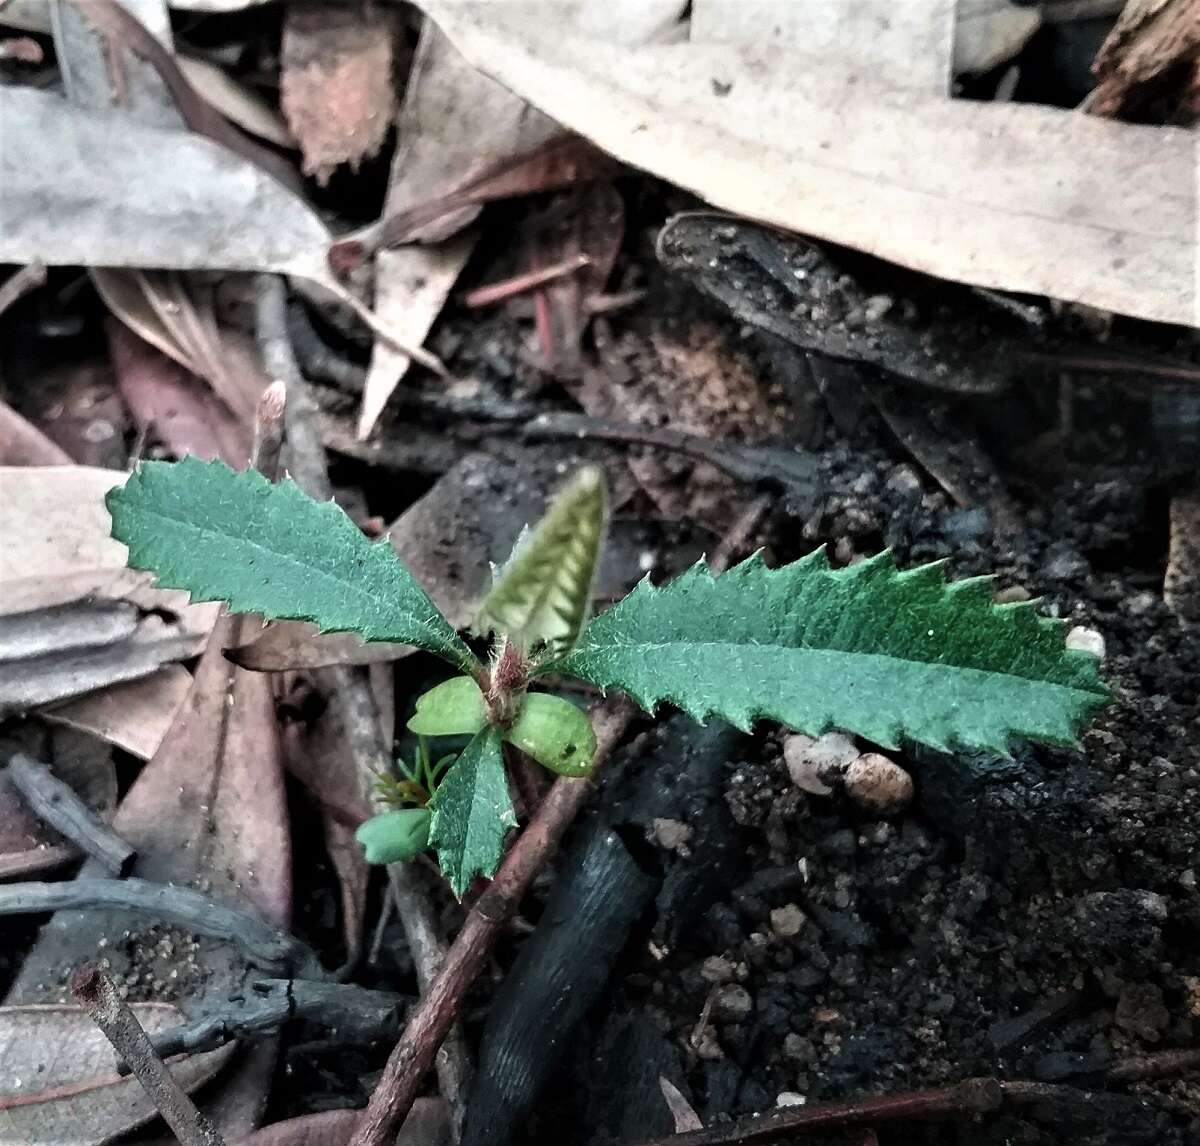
417;0;1197;326
0;1002;235;1146
1086;0;1200;120
44;665;193;761
281;4;397;185
109;321;251;464
0;726;117;880
0;401;72;467
4;614;291;1139
17;359;129;470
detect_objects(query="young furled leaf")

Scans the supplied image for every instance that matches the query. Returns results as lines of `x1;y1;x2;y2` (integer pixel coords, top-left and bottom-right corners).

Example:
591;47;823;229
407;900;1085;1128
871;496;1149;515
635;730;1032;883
550;550;1109;755
107;457;476;673
474;465;607;657
356;808;431;865
428;727;515;896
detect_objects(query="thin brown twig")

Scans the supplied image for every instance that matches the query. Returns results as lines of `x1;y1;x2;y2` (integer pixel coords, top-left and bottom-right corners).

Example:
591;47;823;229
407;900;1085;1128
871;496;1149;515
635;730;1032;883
0;261;46;319
463;255;592;309
629;1079;1003;1146
6;753;135;875
256;273;473;1133
71;962;228;1146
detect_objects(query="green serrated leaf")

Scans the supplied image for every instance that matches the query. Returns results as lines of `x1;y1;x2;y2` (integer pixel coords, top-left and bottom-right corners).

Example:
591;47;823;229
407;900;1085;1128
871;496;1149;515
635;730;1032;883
506;693;597;777
408;676;487;737
551;550;1110;754
428;727;514;897
107;457;476;672
356;808;431;865
475;465;607;657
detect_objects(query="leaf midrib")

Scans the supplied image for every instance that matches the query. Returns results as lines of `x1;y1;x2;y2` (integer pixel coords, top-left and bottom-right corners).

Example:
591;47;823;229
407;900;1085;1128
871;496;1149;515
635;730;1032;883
562;638;1103;697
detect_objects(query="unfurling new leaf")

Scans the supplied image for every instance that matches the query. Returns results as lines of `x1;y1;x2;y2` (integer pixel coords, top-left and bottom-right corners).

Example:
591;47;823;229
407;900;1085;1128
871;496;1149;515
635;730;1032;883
107;457;476;672
475;465;607;657
356;808;431;865
428;727;515;897
551;549;1109;755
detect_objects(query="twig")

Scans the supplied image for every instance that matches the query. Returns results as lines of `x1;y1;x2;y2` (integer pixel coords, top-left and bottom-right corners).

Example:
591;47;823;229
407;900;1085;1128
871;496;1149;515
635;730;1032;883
5;752;135;875
628;1079;1002;1146
0;879;320;976
463;255;592;309
368;885;396;966
250;380;287;480
1107;1046;1200;1083
121;979;408;1068
0;260;46;319
348;491;768;1146
257;273;473;1134
71;962;228;1146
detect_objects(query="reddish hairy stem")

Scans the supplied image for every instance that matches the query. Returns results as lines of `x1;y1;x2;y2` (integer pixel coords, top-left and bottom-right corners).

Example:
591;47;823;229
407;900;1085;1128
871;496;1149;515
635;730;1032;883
347;704;632;1146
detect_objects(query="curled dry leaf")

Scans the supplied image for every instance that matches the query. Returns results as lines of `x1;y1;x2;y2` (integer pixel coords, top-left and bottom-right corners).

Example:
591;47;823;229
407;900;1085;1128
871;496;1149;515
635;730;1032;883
178;55;296;149
231;1098;451;1146
0;1002;235;1146
281;4;396;184
417;0;1197;326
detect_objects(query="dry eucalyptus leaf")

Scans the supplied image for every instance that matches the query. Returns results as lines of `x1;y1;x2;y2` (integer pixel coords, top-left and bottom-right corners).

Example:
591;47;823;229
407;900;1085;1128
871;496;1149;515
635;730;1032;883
281;4;396;184
953;0;1042;75
693;0;955;91
0;87;331;279
44;665;193;761
0;1002;235;1146
417;0;1197;326
231;1098;451;1146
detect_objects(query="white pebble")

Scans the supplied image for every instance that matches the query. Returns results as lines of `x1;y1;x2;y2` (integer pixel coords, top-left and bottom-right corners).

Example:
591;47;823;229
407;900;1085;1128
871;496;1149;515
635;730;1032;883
784;732;859;795
1065;625;1105;660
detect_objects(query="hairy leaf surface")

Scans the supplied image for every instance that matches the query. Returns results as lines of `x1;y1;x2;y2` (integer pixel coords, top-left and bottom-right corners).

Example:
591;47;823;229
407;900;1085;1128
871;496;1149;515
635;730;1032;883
107;457;475;671
428;727;514;896
475;465;606;656
552;550;1109;754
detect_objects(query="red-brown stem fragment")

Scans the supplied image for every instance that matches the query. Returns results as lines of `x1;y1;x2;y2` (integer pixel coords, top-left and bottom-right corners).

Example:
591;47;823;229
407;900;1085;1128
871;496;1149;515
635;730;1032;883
629;1079;1002;1146
463;254;592;309
71;962;228;1146
347;703;634;1146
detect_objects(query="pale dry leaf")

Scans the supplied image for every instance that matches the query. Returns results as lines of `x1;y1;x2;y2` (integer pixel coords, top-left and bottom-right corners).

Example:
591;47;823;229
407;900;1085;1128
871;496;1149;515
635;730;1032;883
0;466;219;635
692;0;955;92
953;0;1042;75
44;665;194;761
0;400;73;466
281;4;396;183
658;1076;703;1132
178;54;296;148
0;86;331;280
231;1098;451;1146
417;1;1198;326
0;1002;235;1146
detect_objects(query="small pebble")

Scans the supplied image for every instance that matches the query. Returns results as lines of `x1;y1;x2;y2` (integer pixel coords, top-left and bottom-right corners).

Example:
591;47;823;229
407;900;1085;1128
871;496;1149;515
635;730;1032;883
843;753;913;815
701;955;738;984
651;818;692;853
775;1092;807;1108
770;904;807;938
994;584;1033;604
1115;982;1169;1042
1065;625;1106;660
711;984;753;1023
784;732;859;795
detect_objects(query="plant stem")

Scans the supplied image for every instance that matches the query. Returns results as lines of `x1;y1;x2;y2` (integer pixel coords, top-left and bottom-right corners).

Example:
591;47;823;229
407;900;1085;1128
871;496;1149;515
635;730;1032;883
347;703;634;1146
348;495;769;1146
71;962;228;1146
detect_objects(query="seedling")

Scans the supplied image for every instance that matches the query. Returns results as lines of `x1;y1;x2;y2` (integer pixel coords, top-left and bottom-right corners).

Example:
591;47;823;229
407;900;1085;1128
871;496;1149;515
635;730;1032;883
107;457;1109;895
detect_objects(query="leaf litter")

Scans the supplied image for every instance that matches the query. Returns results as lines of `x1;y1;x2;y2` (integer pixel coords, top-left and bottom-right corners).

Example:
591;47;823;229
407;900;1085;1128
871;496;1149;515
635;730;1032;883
0;2;1197;1143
